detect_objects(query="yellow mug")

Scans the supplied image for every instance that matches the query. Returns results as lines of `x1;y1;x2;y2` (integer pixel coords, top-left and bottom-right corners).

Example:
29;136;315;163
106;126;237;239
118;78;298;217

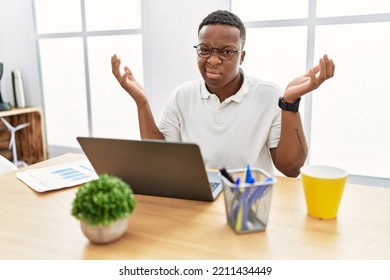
300;165;347;220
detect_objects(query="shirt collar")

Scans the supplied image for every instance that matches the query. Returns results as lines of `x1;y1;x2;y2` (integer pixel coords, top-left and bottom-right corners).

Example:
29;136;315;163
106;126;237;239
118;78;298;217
200;68;248;103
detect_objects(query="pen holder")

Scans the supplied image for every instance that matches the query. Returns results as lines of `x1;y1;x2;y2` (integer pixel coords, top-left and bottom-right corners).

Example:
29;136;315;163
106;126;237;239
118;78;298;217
219;168;276;234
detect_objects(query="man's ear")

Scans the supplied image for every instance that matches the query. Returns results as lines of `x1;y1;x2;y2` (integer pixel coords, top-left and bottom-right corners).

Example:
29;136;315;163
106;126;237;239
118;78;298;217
240;50;246;65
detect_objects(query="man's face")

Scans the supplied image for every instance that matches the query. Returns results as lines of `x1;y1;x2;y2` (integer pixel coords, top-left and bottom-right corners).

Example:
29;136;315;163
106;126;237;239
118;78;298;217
197;24;245;93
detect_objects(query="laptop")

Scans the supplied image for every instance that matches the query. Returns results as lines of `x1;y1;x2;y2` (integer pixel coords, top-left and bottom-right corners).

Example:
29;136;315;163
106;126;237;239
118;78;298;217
77;137;223;201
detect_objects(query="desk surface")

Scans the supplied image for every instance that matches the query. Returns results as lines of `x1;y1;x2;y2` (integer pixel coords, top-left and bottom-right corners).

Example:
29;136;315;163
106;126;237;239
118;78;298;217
0;153;389;260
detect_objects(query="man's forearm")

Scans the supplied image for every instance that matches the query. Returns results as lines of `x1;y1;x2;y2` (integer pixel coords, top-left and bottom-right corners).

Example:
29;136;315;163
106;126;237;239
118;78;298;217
273;111;308;177
137;101;165;140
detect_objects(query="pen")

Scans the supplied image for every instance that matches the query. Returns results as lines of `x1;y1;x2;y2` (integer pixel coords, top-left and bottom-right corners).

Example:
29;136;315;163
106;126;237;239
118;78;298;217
242;165;254;231
219;167;235;183
245;164;255;185
248;177;273;205
235;164;254;231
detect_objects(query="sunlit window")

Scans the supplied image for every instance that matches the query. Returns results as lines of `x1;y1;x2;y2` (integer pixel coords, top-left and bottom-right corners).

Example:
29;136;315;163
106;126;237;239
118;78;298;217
39;37;89;147
87;35;143;140
243;27;307;92
232;0;308;21
312;22;390;178
316;0;390;17
233;0;390;184
84;0;141;31
33;0;142;151
34;0;82;33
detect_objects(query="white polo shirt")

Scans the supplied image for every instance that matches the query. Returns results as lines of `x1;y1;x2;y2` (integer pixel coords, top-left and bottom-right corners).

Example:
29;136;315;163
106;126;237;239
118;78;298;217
158;69;282;174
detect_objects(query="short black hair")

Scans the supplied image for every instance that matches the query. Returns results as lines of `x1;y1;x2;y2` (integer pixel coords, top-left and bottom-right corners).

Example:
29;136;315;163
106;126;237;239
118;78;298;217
198;10;246;49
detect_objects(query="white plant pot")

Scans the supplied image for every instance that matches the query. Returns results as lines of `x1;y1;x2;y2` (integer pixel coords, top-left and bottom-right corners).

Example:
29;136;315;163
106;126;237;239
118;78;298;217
80;218;128;244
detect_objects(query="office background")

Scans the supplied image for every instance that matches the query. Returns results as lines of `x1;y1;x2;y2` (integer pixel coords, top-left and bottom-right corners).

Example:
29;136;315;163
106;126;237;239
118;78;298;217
0;0;389;186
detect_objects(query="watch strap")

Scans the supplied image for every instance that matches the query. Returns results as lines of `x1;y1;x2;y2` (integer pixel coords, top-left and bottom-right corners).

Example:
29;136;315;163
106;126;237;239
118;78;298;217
278;97;301;113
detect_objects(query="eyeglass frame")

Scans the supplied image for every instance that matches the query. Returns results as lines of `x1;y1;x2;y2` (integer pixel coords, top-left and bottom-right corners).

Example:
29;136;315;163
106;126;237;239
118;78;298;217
193;44;242;61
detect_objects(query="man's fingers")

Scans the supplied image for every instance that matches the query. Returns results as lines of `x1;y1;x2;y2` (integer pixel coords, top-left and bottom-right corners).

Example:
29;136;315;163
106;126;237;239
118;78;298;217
119;69;129;85
321;54;335;79
111;55;123;79
308;69;319;89
124;66;135;81
111;54;117;65
326;58;335;79
310;64;320;76
317;57;327;83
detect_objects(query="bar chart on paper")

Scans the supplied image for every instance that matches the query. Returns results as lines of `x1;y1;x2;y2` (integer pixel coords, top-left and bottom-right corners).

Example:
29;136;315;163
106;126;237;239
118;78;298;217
16;160;99;192
51;165;95;182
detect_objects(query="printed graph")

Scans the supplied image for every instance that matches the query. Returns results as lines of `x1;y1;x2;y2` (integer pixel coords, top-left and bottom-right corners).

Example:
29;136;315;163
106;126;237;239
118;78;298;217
51;165;95;181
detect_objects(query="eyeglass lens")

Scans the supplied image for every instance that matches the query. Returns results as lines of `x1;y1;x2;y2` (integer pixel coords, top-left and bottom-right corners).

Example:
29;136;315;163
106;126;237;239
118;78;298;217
194;44;239;61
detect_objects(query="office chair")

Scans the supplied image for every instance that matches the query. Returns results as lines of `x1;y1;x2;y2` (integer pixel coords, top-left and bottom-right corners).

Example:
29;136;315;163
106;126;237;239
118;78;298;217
0;155;18;175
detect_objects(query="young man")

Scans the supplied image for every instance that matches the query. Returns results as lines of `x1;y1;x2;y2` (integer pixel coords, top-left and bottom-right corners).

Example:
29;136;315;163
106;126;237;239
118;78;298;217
111;10;335;177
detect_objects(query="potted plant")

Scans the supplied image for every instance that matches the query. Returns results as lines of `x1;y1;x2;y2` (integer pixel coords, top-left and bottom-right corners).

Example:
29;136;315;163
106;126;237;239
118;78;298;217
71;174;137;244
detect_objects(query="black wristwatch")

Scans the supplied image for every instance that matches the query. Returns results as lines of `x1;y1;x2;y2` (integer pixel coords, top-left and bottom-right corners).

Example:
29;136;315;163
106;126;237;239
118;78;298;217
278;97;301;113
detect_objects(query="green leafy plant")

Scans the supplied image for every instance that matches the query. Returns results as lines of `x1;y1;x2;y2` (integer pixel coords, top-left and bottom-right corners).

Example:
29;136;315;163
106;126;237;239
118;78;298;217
71;174;137;226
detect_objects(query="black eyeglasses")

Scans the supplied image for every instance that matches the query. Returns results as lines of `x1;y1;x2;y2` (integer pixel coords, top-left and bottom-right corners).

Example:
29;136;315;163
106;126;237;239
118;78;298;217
193;44;241;61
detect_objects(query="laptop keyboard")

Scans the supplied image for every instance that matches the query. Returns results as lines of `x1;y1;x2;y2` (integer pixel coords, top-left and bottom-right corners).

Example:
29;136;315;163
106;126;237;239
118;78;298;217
210;182;221;192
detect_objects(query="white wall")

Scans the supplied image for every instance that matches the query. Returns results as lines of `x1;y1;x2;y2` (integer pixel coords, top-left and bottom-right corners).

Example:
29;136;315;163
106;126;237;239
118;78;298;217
143;0;230;119
0;0;229;118
0;0;42;107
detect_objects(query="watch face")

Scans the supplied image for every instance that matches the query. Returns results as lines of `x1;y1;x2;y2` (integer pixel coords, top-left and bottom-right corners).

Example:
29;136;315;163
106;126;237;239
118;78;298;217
278;97;300;112
278;97;287;110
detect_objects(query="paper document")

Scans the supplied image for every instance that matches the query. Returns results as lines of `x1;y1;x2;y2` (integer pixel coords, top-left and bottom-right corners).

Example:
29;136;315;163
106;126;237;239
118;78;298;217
16;160;98;192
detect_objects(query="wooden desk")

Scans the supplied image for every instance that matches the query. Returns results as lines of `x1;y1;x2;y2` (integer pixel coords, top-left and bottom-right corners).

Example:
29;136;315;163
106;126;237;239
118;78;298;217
0;153;389;260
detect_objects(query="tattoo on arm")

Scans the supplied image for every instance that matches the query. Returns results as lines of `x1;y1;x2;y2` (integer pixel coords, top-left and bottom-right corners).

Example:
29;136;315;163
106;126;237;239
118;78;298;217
294;128;305;156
